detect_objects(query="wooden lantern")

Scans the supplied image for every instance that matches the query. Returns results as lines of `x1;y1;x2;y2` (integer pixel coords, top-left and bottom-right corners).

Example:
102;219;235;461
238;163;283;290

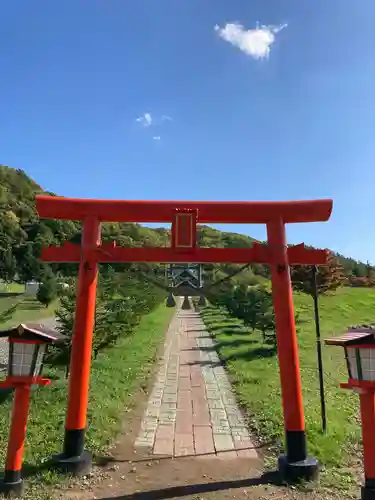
325;326;375;389
325;325;375;499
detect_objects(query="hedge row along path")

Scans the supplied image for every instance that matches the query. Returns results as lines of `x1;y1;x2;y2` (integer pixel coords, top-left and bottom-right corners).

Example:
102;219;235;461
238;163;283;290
135;304;258;459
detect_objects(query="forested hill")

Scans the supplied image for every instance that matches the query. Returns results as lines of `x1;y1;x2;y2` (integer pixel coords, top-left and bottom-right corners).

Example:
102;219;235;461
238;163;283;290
0;164;372;284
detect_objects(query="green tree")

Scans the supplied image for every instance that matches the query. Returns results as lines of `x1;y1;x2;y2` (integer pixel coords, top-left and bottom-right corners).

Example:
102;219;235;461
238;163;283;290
243;286;263;331
51;267;165;366
366;261;375;281
241;286;276;344
37;274;57;308
255;288;276;344
352;263;362;278
15;243;38;284
0;246;17;283
291;253;346;295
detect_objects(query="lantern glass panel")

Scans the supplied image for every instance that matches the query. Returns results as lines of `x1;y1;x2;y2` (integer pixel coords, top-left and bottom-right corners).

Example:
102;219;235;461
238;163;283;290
11;342;37;376
34;344;45;376
360;348;375;381
347;349;358;379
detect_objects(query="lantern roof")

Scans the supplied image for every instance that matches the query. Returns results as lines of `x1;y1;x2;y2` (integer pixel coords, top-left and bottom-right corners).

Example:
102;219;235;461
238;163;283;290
0;323;67;344
325;325;375;347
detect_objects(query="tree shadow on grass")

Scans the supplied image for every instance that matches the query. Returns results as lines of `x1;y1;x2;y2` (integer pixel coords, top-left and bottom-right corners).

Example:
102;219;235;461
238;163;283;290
200;315;226;322
0;292;23;298
188;345;277;368
217;326;252;336
217;338;259;350
18;461;51;480
200;315;223;322
184;338;258;353
97;471;282;500
1;447;84;480
204;323;245;332
17;302;44;311
186;325;249;336
0;460;55;482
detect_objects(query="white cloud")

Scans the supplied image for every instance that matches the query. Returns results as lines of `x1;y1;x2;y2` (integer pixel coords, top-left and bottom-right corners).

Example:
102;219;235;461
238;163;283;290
136;112;153;127
214;21;287;60
135;113;173;128
153;136;161;141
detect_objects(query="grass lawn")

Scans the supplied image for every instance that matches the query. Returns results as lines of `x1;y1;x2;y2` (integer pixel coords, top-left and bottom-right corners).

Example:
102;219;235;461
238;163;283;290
0;303;174;499
200;287;375;485
0;282;25;294
0;295;57;329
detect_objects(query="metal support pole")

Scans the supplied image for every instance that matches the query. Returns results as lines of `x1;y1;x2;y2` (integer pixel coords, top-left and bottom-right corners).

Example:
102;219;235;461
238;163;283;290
311;265;327;434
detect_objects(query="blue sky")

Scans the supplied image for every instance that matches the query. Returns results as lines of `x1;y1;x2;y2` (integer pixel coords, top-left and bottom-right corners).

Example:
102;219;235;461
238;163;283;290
1;1;374;263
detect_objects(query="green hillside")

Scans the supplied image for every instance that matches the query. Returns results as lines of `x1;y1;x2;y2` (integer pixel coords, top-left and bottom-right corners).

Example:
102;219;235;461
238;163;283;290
0;164;372;287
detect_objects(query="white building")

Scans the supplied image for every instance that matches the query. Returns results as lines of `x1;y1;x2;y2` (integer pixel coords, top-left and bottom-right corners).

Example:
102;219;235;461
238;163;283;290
24;281;41;295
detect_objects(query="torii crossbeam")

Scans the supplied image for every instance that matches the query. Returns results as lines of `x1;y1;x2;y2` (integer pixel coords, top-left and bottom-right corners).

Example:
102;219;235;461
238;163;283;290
36;195;333;482
41;240;327;265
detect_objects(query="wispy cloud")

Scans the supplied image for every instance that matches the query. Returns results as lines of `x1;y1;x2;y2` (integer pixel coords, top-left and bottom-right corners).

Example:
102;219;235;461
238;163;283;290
135;112;173;127
135;113;172;142
214;22;287;60
135;112;153;127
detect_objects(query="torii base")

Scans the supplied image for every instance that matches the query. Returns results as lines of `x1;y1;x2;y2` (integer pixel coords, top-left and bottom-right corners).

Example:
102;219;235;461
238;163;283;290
51;450;92;477
0;478;25;498
362;479;375;500
278;455;319;484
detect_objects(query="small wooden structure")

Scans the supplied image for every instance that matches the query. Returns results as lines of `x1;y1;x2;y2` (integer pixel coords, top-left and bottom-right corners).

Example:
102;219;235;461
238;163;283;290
24;281;41;295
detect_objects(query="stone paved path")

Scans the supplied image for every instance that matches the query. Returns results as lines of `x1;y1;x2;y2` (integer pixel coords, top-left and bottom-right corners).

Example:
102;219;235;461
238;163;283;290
135;303;257;459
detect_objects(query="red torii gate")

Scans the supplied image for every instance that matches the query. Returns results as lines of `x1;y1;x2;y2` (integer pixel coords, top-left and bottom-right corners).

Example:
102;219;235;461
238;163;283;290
36;195;333;481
